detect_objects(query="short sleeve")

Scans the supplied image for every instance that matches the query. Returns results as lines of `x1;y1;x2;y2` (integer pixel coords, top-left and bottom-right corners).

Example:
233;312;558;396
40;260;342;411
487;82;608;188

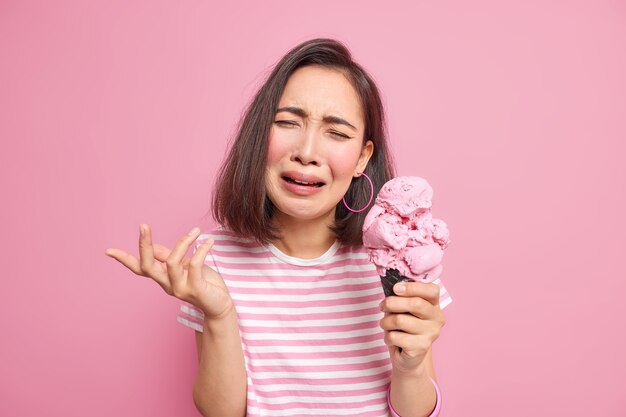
433;277;453;309
177;301;205;332
175;233;216;332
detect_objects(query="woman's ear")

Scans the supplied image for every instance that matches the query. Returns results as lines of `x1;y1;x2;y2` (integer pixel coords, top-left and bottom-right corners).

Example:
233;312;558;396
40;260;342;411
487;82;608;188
356;140;374;174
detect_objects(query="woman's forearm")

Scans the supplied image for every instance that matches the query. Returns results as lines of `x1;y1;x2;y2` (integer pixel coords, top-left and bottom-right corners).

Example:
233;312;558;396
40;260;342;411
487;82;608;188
193;306;247;417
389;364;438;417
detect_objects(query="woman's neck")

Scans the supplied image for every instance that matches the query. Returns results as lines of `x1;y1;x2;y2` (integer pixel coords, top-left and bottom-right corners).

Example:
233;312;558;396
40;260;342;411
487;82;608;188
270;211;337;259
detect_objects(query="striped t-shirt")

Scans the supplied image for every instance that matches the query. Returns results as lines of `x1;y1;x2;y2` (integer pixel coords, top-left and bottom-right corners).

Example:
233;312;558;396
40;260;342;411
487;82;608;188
177;228;452;417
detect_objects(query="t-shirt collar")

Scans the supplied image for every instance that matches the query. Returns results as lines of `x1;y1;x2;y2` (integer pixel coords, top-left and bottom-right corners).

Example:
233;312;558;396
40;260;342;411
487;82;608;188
265;240;342;266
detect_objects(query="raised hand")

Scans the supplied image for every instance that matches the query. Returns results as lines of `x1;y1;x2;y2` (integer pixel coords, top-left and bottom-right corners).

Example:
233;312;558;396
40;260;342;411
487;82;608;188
105;224;233;319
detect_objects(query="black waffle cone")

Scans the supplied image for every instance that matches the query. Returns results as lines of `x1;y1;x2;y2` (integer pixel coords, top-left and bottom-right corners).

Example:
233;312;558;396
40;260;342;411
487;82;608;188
380;268;415;297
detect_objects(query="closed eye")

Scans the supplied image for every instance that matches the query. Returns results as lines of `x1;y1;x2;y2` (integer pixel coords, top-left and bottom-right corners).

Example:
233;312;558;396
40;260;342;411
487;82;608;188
274;121;351;139
274;120;297;126
330;131;351;139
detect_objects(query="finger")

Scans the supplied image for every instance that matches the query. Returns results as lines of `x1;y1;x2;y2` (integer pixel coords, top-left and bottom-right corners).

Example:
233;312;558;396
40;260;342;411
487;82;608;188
379;312;427;335
383;330;431;354
166;226;201;284
152;242;190;268
107;246;169;289
152;242;171;262
381;295;438;320
139;224;158;277
392;281;440;306
188;239;215;285
104;248;143;275
139;225;175;289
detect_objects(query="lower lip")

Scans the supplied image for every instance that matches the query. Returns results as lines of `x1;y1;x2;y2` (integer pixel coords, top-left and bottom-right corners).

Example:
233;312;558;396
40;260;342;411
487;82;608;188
281;177;324;196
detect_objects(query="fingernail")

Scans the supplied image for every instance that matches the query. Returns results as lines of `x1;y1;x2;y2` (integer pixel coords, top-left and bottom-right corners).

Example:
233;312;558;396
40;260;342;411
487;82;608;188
188;227;199;236
378;300;384;310
395;283;406;294
139;224;144;236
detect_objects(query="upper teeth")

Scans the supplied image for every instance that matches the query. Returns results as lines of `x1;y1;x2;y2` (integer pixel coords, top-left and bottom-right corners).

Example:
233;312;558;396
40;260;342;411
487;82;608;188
293;179;312;185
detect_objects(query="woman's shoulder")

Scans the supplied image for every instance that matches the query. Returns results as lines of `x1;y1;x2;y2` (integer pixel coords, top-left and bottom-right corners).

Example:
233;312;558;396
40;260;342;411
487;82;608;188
197;226;236;240
196;226;260;248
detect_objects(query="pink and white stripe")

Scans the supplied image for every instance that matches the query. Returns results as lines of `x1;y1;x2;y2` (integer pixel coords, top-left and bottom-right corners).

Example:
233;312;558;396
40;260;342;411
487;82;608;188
178;229;452;416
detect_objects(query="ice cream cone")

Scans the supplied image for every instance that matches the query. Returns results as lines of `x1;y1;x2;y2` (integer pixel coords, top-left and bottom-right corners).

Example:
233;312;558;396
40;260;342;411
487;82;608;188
380;268;416;297
363;177;449;297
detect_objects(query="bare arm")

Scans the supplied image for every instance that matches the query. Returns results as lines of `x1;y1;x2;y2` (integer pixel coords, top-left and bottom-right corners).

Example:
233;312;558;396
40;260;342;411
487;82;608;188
105;226;247;416
193;306;247;417
380;281;447;417
389;347;439;417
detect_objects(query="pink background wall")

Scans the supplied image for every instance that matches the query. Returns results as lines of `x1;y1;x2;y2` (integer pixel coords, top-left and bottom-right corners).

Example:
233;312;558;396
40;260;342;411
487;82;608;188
1;1;624;415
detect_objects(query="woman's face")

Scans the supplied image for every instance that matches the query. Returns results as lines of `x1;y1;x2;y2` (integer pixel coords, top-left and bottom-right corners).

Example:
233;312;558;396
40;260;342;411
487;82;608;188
265;65;374;223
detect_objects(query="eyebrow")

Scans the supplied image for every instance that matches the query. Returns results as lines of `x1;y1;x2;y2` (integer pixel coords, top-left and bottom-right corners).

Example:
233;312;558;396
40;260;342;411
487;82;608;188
275;106;357;132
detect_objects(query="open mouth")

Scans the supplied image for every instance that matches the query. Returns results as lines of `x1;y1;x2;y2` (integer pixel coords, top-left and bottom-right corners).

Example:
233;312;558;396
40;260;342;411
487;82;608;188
282;176;325;187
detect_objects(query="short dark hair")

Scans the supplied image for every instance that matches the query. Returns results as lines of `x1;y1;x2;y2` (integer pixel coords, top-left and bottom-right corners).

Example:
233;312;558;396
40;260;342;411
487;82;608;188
211;38;396;246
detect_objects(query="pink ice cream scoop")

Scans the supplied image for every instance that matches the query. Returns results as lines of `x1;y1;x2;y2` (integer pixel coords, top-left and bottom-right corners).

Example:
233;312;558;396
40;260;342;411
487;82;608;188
362;176;450;296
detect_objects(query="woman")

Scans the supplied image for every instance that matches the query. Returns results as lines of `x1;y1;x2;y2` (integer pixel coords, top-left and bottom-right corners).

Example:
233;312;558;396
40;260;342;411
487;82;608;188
106;38;451;417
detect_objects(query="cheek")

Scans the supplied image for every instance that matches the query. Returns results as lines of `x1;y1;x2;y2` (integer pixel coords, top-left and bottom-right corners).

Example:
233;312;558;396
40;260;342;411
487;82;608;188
267;130;290;165
326;144;362;178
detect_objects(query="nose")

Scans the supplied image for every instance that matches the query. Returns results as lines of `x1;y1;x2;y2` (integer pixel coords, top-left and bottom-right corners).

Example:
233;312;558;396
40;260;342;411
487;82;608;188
291;126;320;166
